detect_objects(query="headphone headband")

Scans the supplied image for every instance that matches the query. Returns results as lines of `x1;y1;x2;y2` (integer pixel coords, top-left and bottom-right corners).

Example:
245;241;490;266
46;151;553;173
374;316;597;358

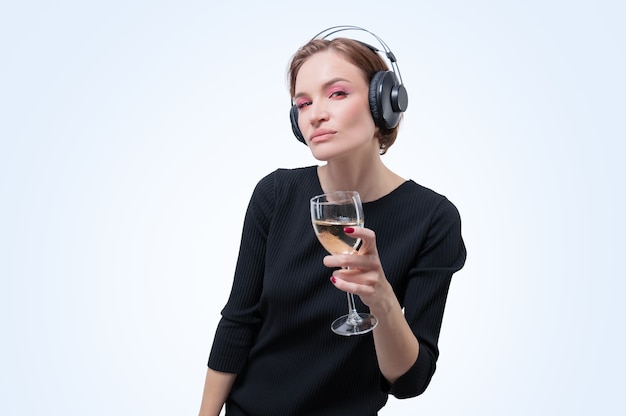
311;25;405;85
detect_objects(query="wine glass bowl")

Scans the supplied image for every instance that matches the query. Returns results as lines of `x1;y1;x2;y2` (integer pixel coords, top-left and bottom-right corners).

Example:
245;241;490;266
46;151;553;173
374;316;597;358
310;191;378;336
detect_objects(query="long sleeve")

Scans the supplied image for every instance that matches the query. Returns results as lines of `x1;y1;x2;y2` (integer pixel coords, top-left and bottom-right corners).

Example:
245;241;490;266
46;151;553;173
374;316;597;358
383;196;467;398
207;173;276;373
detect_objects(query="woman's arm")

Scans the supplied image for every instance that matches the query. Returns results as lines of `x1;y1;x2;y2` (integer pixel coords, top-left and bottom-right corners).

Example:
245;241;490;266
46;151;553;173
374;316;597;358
326;226;419;382
198;368;237;416
326;197;466;396
200;173;277;415
368;284;420;383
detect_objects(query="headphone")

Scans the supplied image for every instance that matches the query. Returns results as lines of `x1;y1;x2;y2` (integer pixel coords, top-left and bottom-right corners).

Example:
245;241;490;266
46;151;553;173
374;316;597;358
290;25;409;144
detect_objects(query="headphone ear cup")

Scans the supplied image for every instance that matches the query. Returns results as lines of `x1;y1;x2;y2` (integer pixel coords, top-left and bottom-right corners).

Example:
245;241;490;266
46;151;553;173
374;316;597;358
369;71;406;129
368;71;387;129
290;105;306;144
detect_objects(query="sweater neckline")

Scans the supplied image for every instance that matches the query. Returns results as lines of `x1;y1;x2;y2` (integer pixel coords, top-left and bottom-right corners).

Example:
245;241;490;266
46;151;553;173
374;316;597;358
307;165;414;206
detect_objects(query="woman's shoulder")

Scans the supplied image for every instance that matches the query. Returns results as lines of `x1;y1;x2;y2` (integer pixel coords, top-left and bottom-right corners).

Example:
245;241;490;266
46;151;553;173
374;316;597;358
251;165;319;200
376;179;446;205
375;179;462;220
256;165;318;188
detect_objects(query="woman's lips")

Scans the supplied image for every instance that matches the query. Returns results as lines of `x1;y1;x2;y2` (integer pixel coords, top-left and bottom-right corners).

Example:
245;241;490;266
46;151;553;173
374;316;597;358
309;129;336;142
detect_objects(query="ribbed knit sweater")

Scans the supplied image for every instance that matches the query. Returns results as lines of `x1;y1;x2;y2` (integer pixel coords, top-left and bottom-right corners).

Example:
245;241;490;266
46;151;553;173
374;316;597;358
208;166;466;416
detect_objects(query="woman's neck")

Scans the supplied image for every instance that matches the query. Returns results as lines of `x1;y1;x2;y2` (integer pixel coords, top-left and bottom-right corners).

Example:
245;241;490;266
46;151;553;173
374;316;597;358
318;156;405;203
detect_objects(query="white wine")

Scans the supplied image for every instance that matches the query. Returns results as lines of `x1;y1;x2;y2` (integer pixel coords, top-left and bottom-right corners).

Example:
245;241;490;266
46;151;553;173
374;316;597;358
312;220;362;255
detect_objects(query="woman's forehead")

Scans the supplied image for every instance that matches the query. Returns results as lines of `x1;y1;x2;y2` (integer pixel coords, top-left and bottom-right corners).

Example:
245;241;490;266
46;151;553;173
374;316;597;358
295;51;367;91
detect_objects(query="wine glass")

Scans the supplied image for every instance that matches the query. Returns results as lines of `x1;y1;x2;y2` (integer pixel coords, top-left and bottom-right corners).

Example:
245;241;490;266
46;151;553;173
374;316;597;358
310;191;378;336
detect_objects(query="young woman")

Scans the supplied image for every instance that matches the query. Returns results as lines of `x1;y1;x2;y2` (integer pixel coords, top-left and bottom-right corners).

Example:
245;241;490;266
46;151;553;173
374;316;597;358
198;27;467;416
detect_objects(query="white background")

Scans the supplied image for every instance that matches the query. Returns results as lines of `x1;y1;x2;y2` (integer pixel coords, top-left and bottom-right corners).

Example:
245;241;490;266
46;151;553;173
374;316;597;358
1;1;624;415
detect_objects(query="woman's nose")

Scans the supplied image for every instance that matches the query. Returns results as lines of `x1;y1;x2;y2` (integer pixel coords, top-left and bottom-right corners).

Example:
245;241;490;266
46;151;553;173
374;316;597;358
308;102;329;126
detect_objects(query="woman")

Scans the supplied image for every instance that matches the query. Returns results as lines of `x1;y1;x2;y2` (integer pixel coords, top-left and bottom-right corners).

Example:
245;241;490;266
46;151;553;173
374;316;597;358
198;28;466;416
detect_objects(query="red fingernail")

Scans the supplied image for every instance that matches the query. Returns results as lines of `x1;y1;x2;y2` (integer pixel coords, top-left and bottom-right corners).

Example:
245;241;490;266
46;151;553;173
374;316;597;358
330;276;337;284
344;227;354;234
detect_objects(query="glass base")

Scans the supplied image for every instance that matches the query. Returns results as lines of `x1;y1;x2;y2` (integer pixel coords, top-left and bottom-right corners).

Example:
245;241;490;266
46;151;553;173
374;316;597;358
331;313;378;336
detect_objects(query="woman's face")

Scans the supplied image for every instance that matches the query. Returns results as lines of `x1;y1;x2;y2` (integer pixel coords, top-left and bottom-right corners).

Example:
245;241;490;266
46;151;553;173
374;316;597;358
293;50;377;162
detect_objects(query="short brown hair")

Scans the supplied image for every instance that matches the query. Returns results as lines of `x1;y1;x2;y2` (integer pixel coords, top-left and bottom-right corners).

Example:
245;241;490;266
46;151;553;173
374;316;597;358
288;38;401;154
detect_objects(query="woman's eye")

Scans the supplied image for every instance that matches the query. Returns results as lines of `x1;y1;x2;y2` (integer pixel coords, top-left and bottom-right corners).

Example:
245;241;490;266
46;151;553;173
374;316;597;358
330;90;347;98
296;100;312;109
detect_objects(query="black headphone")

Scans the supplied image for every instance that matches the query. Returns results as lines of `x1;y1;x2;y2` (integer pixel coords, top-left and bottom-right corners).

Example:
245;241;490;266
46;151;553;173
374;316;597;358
290;25;409;144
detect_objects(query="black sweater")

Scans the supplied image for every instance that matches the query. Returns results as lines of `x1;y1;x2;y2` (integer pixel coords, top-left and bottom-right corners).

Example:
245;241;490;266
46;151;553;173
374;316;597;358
208;166;466;415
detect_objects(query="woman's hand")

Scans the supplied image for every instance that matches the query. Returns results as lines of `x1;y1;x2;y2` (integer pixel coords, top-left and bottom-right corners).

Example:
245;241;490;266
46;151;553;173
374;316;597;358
324;225;420;383
323;226;395;312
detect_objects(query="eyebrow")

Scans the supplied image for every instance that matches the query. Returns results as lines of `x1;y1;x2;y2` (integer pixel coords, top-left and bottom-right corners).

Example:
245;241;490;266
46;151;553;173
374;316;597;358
293;77;351;101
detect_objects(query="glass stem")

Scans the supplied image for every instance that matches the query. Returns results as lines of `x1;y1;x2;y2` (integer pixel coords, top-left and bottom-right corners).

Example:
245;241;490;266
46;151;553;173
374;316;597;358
346;293;363;326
